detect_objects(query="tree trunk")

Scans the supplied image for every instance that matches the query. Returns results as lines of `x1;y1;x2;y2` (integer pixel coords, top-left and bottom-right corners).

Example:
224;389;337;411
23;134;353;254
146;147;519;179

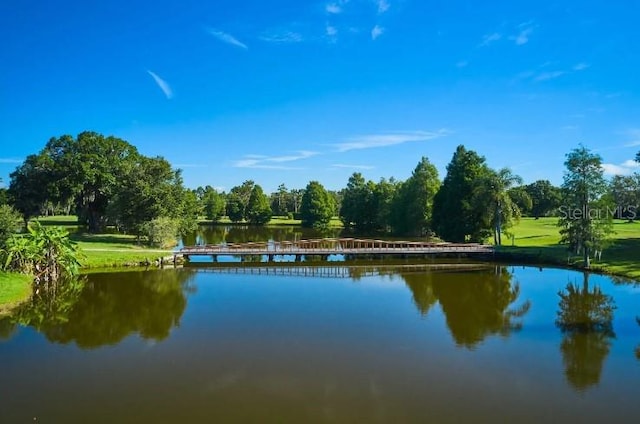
584;247;590;268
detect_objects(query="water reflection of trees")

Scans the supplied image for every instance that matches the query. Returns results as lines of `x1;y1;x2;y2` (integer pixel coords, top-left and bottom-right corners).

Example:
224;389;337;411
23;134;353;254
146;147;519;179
185;225;342;246
401;267;531;348
0;270;195;348
555;272;616;392
635;317;640;361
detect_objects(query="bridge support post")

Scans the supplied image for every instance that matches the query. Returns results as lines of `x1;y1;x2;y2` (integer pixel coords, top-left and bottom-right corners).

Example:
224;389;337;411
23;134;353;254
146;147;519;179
295;254;302;262
212;255;217;262
268;254;274;262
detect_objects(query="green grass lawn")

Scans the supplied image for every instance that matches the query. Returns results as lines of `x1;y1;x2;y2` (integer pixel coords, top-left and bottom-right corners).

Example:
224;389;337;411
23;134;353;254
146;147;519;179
70;233;174;269
500;217;640;280
0;272;32;311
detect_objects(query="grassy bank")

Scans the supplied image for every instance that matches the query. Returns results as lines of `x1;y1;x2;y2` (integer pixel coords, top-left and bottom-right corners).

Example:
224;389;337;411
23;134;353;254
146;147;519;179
0;272;32;311
497;217;640;281
71;232;174;269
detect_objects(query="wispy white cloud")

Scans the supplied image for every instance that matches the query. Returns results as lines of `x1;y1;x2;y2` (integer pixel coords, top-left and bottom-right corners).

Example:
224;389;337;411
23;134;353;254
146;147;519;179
205;27;248;49
371;25;384;40
623;129;640;147
259;30;303;43
326;24;338;39
573;62;590;71
602;160;639;176
333;129;451;152
456;60;469;68
233;151;319;169
332;164;375;170
146;70;173;99
326;3;342;14
480;32;502;47
376;0;390;14
534;71;566;82
0;158;23;164
510;22;535;45
522;60;590;83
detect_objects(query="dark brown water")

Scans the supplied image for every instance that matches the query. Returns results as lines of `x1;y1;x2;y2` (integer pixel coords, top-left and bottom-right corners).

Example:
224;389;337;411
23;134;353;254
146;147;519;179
1;265;639;423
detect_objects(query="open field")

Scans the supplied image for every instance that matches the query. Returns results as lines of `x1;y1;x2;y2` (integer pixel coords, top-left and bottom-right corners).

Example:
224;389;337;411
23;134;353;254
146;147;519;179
499;217;640;280
0;272;32;311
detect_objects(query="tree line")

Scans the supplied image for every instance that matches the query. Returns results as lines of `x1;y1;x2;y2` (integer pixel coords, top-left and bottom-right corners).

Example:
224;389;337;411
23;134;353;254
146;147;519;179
1;133;639;266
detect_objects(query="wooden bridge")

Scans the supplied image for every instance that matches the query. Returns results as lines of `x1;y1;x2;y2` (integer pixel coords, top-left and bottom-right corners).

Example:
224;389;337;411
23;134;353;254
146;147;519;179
177;238;494;263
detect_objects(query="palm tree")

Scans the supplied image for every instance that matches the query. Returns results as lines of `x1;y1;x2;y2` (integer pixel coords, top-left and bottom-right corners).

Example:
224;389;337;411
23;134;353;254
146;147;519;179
475;168;523;245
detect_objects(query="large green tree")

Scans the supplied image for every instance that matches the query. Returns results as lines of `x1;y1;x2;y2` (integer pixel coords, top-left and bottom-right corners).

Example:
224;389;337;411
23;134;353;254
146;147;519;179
8;153;55;224
432;145;491;242
525;180;562;219
558;146;613;268
390;157;440;236
339;173;374;230
226;180;255;223
246;185;272;225
45;132;140;232
609;175;640;221
270;184;290;216
107;156;188;236
199;186;226;221
300;181;334;228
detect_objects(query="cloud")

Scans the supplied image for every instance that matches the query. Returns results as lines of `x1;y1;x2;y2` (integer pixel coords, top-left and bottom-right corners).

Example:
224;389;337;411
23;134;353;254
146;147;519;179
522;60;590;83
371;25;384;40
376;0;390;14
456;60;469;68
510;22;534;45
146;70;173;99
534;71;566;82
233;151;319;169
602;160;639;176
205;27;248;49
326;24;338;39
573;62;590;71
480;32;502;47
332;164;375;170
259;30;303;43
326;3;342;13
0;158;23;164
333;129;450;152
623;129;640;147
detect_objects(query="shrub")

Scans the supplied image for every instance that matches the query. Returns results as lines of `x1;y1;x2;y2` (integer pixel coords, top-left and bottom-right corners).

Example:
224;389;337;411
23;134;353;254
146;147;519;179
142;217;179;248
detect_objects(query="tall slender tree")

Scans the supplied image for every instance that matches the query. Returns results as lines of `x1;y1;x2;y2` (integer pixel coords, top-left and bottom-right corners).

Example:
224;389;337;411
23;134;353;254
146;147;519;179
558;146;613;268
390;157;440;236
246;185;272;225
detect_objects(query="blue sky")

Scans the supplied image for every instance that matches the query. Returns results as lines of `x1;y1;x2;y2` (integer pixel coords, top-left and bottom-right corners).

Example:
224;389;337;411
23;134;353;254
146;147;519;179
1;0;639;192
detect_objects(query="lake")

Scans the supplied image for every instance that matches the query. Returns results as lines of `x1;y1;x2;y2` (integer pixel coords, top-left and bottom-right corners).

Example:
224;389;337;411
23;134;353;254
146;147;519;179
1;262;639;423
